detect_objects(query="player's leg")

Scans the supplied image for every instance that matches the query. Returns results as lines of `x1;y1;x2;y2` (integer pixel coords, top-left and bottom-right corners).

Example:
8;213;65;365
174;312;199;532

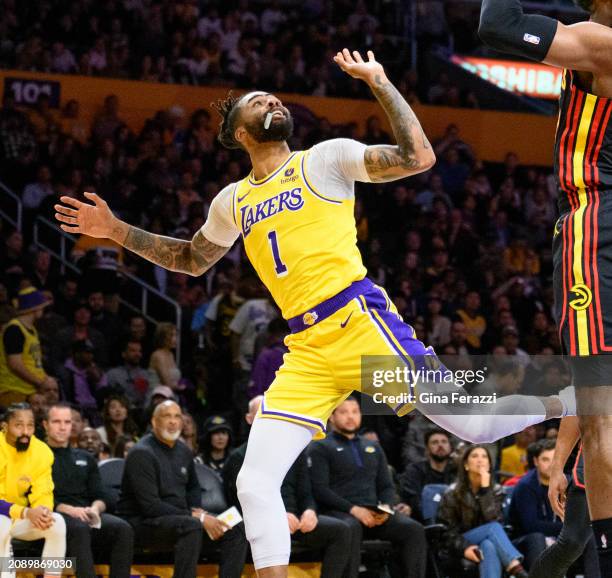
237;417;315;577
236;341;344;578
576;385;612;575
337;284;570;443
529;483;599;578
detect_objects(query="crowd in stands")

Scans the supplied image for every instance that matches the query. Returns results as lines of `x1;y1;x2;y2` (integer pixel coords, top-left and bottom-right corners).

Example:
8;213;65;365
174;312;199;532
0;4;593;570
0;1;589;110
1;0;414;101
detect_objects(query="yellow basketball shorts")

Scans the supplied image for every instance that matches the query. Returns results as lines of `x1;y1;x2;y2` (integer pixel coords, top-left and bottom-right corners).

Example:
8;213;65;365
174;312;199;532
259;278;433;439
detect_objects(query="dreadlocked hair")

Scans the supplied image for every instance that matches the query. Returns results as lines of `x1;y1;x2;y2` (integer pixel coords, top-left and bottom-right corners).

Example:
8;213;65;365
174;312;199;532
211;92;244;150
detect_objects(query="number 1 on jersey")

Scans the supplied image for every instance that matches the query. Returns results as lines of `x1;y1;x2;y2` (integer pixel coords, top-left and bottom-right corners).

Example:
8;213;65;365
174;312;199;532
267;230;288;276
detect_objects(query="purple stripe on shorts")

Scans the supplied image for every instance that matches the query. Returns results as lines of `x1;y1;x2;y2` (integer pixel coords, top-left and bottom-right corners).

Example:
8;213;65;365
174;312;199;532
260;398;326;431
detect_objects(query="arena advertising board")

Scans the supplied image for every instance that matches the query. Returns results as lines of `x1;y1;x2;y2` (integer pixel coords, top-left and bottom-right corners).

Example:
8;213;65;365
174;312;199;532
452;55;562;100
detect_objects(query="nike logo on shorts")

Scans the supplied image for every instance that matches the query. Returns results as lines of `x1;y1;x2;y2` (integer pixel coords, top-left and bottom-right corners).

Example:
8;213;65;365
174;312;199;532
340;312;353;328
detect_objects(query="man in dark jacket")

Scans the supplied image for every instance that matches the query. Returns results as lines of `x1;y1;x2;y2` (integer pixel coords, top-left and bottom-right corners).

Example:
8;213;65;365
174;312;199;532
44;402;133;578
509;439;563;568
224;396;351;578
399;428;456;521
117;400;247;578
309;397;427;578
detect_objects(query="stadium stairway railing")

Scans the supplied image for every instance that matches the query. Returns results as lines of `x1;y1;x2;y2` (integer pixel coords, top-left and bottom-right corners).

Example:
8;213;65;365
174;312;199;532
0;179;22;231
0;177;184;363
31;215;183;365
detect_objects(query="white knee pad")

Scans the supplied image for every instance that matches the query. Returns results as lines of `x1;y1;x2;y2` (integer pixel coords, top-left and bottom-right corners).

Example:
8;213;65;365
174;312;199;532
237;417;314;569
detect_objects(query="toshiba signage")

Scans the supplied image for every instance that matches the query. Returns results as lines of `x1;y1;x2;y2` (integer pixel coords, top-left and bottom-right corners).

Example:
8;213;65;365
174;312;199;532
451;55;562;100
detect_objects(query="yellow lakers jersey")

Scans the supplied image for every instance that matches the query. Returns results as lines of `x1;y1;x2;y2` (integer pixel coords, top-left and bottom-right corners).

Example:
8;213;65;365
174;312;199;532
232;150;367;319
0;318;44;395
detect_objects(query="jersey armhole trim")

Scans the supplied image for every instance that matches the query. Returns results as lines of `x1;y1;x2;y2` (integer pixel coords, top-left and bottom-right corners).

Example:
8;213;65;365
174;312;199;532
231;182;239;226
300;151;343;205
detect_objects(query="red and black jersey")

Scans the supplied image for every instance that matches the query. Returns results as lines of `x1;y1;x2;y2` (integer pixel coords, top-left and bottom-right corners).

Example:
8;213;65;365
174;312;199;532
552;70;612;360
555;69;612;214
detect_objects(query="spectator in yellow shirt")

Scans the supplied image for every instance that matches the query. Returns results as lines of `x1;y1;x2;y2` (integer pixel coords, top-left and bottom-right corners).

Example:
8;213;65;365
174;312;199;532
456;291;486;352
0;403;66;577
0;287;59;407
499;426;538;480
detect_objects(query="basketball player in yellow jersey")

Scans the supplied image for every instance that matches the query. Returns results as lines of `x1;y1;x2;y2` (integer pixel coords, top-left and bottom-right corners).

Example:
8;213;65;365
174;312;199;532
55;49;575;577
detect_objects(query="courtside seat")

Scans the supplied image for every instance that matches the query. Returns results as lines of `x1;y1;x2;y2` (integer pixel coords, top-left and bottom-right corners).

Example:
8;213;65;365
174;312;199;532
98;457;125;514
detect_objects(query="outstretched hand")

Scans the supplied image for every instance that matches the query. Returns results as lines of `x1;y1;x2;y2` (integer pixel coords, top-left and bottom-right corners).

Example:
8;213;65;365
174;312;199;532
333;49;386;86
55;192;119;239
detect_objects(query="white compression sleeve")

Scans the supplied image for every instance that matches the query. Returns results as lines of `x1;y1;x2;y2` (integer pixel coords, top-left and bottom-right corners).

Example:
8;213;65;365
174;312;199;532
420;394;547;444
236;417;315;569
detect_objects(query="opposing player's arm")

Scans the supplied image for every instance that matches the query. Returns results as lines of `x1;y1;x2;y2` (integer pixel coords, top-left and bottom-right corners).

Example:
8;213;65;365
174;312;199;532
544;22;612;74
334;49;435;183
54;192;229;276
479;0;612;75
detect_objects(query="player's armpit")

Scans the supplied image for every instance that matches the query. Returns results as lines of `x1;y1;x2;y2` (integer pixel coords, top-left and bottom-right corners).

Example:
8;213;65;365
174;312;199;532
544;21;612;75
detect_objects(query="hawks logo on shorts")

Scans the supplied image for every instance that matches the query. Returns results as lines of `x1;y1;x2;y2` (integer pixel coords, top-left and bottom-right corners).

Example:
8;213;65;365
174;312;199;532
569;284;592;311
553;69;612;356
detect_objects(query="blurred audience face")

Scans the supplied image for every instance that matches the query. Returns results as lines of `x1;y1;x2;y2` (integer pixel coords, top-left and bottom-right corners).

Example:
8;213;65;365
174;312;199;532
27;393;48;419
534;447;555;483
61;279;78;300
181;413;197;446
427;433;452;463
5;230;23;255
88;291;105;313
74;306;91;326
122;341;143;366
5;409;35;452
515;426;537;448
44;406;72;446
330;398;361;436
451;322;467;345
129;316;147;340
464;446;491;476
210;430;229;451
74;347;95;369
152;401;182;444
39;380;60;405
70;409;85;442
78;427;102;455
107;399;128;423
464;291;480;313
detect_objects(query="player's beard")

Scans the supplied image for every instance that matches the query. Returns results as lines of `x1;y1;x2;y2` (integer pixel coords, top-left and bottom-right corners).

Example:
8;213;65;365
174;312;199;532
245;111;294;144
16;436;31;452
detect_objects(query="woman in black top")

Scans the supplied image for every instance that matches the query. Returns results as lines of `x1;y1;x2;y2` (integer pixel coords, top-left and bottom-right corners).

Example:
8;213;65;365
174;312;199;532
438;444;527;578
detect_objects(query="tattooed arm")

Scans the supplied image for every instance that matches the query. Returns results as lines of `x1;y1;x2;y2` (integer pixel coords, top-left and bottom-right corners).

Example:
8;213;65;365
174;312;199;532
334;49;435;182
121;226;227;276
54;192;229;276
